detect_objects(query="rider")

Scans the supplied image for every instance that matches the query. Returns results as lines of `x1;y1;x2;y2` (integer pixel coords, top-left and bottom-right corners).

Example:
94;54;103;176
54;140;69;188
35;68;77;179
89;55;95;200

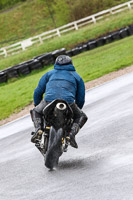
30;55;88;148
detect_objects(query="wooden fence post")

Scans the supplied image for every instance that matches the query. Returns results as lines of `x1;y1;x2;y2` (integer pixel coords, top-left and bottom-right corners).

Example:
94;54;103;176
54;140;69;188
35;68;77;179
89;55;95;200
110;9;113;14
21;43;25;51
3;49;7;57
92;16;96;24
39;37;43;44
128;2;132;9
57;29;61;37
74;23;78;30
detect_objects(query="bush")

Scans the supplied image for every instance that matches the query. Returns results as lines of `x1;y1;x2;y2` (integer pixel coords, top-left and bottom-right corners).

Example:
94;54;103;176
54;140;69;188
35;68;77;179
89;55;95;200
68;0;130;21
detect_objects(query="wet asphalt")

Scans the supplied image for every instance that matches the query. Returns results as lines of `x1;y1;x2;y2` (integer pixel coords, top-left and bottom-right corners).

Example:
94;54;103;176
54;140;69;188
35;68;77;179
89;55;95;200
1;72;133;200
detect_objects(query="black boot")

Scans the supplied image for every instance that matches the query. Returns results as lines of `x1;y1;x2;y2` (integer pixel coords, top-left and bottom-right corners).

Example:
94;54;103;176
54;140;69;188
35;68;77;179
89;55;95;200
68;104;88;148
69;114;88;148
30;109;43;143
69;123;80;148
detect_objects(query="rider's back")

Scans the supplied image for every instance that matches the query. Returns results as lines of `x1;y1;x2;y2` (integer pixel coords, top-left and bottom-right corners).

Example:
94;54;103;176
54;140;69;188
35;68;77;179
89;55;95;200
34;63;85;108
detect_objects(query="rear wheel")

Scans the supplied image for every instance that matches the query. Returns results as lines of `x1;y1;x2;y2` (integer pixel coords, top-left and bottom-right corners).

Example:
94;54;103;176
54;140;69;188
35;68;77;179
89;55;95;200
45;127;63;169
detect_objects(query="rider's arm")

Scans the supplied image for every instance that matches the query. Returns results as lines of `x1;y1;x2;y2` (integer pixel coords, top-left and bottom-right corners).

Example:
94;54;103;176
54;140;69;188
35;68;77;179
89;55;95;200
33;73;48;106
75;77;85;109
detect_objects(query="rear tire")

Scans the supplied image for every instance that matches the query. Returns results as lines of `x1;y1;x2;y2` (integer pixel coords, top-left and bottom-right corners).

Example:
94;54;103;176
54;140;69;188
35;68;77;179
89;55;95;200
45;127;63;169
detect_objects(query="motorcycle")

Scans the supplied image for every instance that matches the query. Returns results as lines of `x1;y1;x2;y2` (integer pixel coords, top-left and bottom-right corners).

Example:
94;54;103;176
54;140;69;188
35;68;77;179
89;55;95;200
32;99;75;170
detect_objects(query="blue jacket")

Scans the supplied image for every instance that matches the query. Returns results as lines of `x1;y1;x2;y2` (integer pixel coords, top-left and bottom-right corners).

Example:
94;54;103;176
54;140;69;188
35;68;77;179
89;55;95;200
33;64;85;109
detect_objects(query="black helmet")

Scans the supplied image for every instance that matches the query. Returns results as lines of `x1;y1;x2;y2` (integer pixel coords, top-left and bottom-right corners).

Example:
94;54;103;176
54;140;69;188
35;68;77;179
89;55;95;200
55;55;72;65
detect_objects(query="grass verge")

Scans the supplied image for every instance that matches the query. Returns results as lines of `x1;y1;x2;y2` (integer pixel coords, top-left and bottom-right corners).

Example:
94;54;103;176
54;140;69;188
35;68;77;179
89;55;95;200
0;0;129;46
0;35;133;121
0;9;133;71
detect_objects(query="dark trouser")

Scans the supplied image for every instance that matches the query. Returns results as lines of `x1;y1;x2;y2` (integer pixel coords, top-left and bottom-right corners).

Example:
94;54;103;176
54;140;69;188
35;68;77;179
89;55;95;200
31;100;88;133
70;102;88;129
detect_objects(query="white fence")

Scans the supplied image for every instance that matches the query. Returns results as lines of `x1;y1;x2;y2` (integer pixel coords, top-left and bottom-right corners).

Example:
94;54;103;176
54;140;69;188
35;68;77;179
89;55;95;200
0;0;133;57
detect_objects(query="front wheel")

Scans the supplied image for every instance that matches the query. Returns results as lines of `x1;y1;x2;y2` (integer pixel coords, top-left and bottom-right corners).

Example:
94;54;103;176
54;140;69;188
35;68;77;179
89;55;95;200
45;127;63;169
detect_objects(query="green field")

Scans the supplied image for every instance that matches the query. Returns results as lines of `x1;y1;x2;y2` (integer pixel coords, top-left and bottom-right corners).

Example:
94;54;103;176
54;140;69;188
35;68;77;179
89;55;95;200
1;9;133;71
0;35;133;121
0;0;128;46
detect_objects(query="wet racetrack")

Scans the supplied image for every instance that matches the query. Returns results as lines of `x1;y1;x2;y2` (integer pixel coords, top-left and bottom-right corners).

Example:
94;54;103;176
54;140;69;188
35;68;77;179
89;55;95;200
1;72;133;200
